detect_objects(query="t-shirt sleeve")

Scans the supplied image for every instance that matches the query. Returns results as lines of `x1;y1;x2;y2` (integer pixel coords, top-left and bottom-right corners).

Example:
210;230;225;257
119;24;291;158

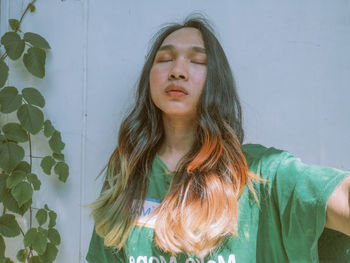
270;151;349;260
86;226;126;263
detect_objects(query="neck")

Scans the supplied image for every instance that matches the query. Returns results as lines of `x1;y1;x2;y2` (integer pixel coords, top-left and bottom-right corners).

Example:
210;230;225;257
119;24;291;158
158;113;197;157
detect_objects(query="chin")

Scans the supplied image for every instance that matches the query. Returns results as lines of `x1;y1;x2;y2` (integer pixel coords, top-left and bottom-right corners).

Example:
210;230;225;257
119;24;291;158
162;110;196;119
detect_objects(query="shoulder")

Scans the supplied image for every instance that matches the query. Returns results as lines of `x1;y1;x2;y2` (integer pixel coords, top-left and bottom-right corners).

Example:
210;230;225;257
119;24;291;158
242;143;291;180
242;143;286;160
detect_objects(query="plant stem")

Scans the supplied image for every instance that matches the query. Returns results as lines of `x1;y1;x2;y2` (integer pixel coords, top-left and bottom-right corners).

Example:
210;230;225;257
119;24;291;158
26;250;31;263
28;133;32;172
0;0;36;62
30;207;32;229
0;53;8;61
28;132;33;229
16;0;37;33
25;247;34;263
19;225;25;236
17;3;37;259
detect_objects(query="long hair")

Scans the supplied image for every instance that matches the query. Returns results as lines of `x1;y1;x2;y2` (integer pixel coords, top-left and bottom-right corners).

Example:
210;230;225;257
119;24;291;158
88;15;260;258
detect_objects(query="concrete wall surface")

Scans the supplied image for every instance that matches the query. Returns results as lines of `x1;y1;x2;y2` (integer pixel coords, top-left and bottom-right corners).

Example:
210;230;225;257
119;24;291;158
0;0;349;262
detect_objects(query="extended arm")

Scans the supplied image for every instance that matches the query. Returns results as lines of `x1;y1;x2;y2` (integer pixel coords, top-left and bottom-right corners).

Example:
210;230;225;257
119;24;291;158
325;176;350;236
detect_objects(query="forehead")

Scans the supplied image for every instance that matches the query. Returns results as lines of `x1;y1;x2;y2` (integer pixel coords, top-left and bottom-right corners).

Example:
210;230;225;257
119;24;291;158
161;27;205;48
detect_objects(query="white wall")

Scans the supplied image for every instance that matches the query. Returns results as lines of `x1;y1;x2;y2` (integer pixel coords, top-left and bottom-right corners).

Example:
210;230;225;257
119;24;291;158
1;0;349;262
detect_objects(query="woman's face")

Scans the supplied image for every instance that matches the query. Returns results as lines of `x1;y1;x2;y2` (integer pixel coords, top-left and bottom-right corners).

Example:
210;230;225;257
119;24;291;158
149;27;207;119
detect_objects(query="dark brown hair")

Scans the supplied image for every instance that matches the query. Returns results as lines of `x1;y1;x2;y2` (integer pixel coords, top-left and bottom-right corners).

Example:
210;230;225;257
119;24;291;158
88;14;259;257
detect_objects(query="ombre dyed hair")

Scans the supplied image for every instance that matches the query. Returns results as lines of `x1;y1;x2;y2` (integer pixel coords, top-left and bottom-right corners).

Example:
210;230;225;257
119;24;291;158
88;15;260;258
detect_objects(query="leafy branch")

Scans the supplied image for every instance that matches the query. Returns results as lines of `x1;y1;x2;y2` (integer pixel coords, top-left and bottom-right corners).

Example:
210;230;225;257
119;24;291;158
0;1;69;262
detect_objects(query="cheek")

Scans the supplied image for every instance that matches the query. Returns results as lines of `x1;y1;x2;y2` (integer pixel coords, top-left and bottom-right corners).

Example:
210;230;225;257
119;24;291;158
150;66;167;89
149;67;164;106
200;67;208;84
149;67;157;87
192;68;207;95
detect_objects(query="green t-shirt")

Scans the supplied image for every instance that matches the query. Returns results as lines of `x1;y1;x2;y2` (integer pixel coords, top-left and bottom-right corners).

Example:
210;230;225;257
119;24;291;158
86;144;350;263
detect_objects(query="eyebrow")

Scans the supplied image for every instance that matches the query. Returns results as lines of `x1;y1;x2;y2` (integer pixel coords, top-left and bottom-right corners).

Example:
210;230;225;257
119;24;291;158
158;44;206;54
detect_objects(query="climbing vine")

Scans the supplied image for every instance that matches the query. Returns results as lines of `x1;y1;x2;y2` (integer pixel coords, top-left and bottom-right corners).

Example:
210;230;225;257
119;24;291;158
0;1;69;262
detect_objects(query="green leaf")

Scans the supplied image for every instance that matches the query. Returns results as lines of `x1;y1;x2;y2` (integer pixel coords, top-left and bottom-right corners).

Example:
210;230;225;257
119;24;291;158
28;3;36;12
23;47;46;78
22;87;45;108
23;228;35;246
0;142;25;172
24;228;47;255
0;235;5;260
17;104;44;135
16;249;27;262
31;256;43;263
0;134;5;145
27;173;41;191
49;131;65;153
0;173;8;201
54;162;69;182
0;214;21;237
24;33;50;49
6;170;26;188
19;200;32;215
48;211;57;228
39;243;58;263
0;86;22;113
2;123;28;142
11;181;33;207
40;156;55;175
0;60;9;88
3;258;15;263
52;153;64;161
2;190;21;214
0;32;25;60
8;19;20;31
14;161;31;174
38;226;48;237
43;120;55;137
47;228;60;245
1;190;31;215
44;204;49;211
36;209;47;226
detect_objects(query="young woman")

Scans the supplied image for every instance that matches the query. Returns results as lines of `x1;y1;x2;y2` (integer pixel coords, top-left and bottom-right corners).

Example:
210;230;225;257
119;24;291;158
86;16;350;263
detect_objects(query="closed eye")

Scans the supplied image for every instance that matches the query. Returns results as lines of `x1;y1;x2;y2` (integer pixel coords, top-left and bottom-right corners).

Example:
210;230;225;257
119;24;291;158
158;59;173;62
191;61;206;65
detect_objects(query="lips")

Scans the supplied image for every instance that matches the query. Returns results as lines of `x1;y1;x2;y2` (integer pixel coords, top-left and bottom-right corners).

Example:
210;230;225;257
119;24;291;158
165;85;188;95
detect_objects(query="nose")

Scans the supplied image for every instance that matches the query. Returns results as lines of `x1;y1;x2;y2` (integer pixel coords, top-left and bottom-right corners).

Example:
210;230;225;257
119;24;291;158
168;58;188;81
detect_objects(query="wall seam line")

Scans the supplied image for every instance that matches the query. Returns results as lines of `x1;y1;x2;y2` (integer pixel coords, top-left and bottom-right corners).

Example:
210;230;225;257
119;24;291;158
79;0;89;262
